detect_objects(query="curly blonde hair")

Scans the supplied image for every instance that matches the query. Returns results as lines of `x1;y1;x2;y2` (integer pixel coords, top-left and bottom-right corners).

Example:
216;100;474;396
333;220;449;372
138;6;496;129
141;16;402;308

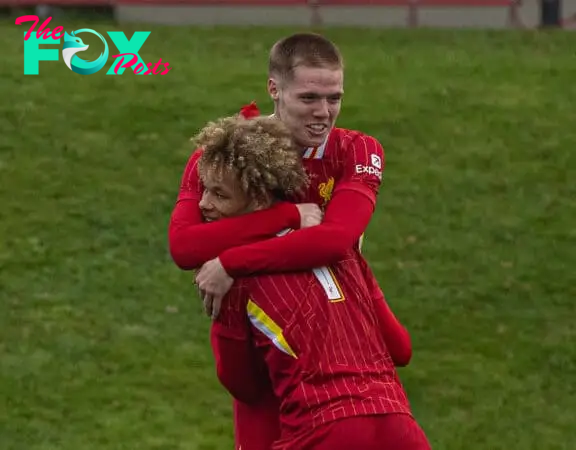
193;115;309;205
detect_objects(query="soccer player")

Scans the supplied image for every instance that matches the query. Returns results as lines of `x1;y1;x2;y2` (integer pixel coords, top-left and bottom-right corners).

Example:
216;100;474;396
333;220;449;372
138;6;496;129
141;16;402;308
168;33;410;449
169;32;386;315
192;114;430;449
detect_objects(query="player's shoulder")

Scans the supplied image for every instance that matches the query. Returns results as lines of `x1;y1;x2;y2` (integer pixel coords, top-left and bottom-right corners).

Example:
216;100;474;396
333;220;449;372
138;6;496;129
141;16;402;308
180;146;204;174
187;147;204;166
178;147;205;190
330;127;384;152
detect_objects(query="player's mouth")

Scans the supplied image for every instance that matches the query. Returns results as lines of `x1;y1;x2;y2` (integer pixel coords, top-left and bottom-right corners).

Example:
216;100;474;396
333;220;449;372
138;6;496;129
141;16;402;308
307;124;328;136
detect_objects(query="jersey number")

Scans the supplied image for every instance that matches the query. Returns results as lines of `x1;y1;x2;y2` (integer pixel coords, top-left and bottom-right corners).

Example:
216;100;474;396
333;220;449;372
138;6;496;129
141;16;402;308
313;266;345;302
312;233;365;302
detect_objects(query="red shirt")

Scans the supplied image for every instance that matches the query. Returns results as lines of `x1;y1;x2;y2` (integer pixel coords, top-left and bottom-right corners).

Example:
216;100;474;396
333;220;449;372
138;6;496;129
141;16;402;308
168;126;384;275
169;115;411;450
211;248;412;449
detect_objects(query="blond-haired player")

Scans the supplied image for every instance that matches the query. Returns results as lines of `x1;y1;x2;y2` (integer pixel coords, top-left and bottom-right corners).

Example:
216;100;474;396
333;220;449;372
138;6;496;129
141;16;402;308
169;34;413;449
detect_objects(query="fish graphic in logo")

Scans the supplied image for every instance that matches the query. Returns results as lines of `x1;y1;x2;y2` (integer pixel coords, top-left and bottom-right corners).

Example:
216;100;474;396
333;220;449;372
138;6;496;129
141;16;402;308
62;29;109;75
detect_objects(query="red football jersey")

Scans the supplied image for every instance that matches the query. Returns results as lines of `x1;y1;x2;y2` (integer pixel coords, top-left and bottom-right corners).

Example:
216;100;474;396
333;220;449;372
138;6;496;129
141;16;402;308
217;127;385;275
211;248;412;449
297;127;384;209
169;121;386;276
170;114;406;450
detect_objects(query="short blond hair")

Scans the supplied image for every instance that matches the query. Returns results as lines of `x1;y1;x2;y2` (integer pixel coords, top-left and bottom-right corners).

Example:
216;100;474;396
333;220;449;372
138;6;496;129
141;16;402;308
269;32;343;82
193;115;309;204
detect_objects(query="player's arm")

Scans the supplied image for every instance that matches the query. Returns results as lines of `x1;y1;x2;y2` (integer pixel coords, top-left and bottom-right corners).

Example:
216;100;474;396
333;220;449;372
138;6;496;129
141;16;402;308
372;292;412;367
218;135;384;276
211;326;266;403
233;393;281;450
210;285;268;404
358;258;412;366
169;150;303;270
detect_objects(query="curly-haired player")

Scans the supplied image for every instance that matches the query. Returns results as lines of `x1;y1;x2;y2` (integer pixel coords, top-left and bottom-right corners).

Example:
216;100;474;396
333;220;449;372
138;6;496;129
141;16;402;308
194;115;309;214
190;115;430;450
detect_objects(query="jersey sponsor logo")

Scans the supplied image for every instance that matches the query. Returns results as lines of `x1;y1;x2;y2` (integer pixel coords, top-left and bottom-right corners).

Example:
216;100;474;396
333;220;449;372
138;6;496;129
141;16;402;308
371;154;382;169
355;164;382;180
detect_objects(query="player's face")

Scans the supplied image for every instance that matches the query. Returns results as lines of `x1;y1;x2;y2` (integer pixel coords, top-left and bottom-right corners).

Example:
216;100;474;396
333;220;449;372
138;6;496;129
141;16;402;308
269;65;343;149
199;168;267;221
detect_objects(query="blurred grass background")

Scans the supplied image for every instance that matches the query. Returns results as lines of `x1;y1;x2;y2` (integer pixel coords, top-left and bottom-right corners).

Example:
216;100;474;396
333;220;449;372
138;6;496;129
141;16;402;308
1;20;575;449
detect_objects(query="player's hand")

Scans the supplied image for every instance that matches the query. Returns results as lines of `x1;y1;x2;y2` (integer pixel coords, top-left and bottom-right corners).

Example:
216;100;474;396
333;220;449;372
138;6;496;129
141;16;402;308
296;203;323;228
195;257;234;319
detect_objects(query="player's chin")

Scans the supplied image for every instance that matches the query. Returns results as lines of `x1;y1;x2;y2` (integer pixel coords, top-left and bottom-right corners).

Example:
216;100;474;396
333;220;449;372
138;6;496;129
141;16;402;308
299;131;328;148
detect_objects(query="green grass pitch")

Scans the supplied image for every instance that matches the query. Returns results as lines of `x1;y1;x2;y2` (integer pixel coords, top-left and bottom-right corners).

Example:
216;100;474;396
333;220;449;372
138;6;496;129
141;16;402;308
1;19;575;449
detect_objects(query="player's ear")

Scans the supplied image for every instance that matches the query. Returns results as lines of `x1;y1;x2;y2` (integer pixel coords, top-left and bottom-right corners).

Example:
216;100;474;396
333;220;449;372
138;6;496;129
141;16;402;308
267;78;279;101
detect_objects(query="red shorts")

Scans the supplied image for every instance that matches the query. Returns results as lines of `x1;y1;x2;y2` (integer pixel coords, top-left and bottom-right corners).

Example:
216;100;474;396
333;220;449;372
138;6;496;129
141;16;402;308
282;414;431;450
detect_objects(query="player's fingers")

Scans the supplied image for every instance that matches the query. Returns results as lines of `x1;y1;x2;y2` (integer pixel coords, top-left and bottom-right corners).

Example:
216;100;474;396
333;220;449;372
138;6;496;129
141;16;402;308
203;293;214;317
211;294;224;320
197;286;205;306
195;266;205;284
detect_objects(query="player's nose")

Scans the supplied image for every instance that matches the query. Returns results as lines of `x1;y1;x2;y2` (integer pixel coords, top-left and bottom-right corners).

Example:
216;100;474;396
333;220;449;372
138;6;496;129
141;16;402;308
199;192;211;210
312;99;330;119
